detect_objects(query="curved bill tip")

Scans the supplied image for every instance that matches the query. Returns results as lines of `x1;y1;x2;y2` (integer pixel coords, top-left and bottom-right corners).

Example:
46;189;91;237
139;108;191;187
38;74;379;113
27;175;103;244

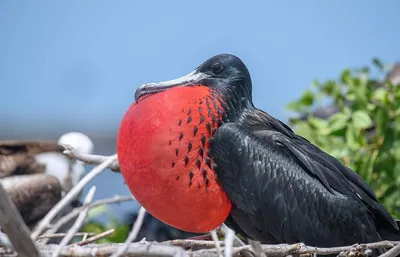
134;70;209;102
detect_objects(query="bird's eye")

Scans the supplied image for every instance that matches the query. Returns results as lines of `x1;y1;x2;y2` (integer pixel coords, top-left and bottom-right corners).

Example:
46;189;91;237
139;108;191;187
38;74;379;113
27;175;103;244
211;62;224;74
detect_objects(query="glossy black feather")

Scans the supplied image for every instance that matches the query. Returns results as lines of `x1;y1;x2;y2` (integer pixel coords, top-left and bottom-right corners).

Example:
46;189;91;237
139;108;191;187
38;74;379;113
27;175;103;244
138;53;400;252
211;107;400;248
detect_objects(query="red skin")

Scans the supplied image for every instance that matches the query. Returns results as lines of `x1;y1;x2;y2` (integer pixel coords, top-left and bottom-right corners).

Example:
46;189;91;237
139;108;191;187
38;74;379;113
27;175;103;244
117;86;232;233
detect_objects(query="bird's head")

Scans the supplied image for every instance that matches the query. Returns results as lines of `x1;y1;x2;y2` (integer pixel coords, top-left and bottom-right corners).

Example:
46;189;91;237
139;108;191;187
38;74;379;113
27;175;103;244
57;132;94;193
58;132;94;155
135;54;253;114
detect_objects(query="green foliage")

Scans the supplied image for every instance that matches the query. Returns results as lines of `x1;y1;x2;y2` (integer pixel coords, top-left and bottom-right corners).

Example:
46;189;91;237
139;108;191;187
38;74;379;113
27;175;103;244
81;204;130;243
287;59;400;218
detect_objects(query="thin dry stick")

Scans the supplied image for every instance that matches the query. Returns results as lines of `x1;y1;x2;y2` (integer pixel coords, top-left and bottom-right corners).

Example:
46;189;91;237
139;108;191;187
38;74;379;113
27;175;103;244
63;145;120;171
249;239;266;257
224;227;235;257
225;241;399;256
0;181;40;257
219;224;254;257
211;230;223;257
37;232;94;239
29;242;188;257
161;239;225;249
380;242;400;257
76;228;115;246
110;206;147;257
31;154;117;240
81;233;88;242
221;224;246;247
0;231;13;250
38;195;134;245
51;186;97;257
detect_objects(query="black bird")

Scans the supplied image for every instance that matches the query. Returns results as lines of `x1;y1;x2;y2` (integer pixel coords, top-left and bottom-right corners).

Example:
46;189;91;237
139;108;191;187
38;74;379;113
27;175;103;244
118;54;400;255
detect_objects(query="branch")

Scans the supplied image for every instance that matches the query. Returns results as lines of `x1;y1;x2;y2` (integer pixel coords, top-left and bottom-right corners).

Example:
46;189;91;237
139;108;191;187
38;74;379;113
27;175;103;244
62;144;120;172
110;206;146;257
161;239;225;250
26;243;187;257
31;154;118;240
379;242;400;257
51;186;96;257
210;230;223;257
248;239;266;257
37;232;94;240
223;227;235;257
38;195;134;245
75;229;114;246
0;231;12;250
0;180;40;257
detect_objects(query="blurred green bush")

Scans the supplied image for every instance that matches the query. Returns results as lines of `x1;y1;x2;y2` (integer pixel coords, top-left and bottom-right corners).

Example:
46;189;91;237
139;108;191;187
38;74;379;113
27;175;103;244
287;59;400;218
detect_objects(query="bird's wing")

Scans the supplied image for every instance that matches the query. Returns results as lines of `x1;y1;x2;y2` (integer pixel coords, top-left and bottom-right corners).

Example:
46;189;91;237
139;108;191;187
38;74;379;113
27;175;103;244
212;110;398;245
240;108;397;229
0;140;64;177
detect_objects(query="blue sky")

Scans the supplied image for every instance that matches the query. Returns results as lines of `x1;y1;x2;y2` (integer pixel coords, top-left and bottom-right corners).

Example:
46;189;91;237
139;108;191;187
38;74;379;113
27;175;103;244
1;1;400;136
1;1;400;220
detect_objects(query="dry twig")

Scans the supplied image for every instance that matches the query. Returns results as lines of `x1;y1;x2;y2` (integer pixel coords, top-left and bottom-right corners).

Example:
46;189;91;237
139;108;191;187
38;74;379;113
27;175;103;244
249;240;266;257
52;186;97;257
0;180;40;257
62;144;120;171
38;195;134;245
31;154;117;240
0;231;13;250
380;242;400;257
162;239;225;250
76;229;115;246
110;206;147;257
211;230;223;257
224;227;235;257
27;243;187;257
38;232;94;240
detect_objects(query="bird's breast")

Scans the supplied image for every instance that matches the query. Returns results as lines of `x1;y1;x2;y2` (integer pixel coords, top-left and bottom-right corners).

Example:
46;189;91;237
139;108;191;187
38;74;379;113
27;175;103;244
117;86;232;233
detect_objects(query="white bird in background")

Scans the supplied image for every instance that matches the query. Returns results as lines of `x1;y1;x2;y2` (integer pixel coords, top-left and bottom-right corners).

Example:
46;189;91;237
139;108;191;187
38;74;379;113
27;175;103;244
0;132;94;229
35;132;94;196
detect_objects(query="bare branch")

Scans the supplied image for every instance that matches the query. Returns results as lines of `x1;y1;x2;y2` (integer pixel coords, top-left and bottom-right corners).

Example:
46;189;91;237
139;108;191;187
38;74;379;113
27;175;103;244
38;195;134;245
162;239;225;250
218;224;253;257
223;227;234;257
110;206;146;257
75;229;115;246
52;186;96;257
37;232;95;240
0;180;40;257
210;230;223;257
380;242;400;257
220;224;246;247
62;144;120;171
31;154;117;240
28;243;187;257
249;239;266;257
0;231;13;250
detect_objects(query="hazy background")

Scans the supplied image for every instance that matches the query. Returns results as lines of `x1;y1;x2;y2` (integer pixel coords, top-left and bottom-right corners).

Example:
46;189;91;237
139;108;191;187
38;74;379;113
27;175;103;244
1;1;400;221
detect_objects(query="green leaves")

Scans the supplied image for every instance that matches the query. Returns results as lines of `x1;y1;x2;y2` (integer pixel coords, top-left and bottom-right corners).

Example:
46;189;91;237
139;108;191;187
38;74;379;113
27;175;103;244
327;113;348;133
351;111;372;129
287;58;400;219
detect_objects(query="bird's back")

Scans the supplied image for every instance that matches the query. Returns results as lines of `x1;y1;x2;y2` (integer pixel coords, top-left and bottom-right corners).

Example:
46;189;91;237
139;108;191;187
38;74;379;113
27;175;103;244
212;107;400;250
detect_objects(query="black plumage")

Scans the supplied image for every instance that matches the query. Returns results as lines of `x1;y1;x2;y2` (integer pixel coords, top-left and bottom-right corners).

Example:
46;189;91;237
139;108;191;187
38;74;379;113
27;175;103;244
135;53;400;253
204;54;400;250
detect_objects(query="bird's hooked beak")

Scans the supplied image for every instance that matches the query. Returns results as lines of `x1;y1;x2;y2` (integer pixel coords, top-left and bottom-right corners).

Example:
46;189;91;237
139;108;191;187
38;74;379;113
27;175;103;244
134;70;210;102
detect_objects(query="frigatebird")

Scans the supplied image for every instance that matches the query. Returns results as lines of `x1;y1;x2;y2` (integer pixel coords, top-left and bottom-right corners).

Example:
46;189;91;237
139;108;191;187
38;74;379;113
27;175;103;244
117;54;400;252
